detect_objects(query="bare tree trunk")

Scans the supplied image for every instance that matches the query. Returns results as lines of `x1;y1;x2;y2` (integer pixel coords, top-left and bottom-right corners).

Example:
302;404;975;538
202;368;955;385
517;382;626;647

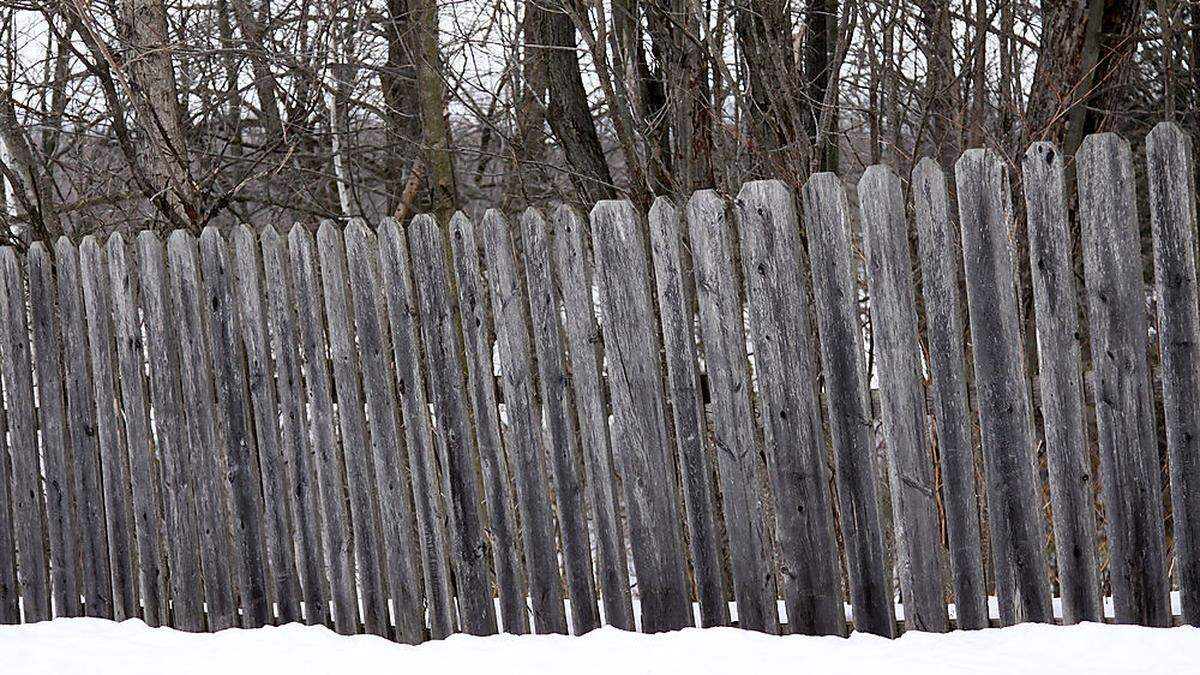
413;0;458;223
0;89;61;240
917;0;960;169
383;0;422;217
804;0;837;171
538;2;615;205
502;3;550;208
229;0;285;139
120;0;200;230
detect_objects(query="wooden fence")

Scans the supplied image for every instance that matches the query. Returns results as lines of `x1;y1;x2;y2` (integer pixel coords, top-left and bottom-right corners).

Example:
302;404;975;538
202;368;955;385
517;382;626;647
1;123;1198;641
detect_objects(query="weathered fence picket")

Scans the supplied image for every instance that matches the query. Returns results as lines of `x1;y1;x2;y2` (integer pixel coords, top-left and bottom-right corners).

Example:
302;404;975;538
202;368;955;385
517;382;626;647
1076;134;1171;627
1146;121;1200;627
955;150;1053;625
801;173;894;637
2;127;1198;641
1020;143;1102;625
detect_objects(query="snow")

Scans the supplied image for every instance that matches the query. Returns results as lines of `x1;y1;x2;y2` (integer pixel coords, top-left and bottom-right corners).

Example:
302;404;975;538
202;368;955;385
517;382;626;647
3;617;1198;674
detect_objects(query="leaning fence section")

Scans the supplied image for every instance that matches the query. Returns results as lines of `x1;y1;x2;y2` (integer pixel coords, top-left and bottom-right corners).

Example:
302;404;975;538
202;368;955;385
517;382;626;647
0;123;1198;640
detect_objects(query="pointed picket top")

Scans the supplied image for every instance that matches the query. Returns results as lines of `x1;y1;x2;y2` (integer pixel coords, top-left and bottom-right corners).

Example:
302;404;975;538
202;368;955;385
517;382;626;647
555;202;587;233
736;178;792;213
345;217;372;241
136;228;163;253
687;188;724;216
199;223;225;249
231;223;257;251
259;223;283;248
649;195;677;225
1078;131;1132;171
28;240;49;260
105;231;127;266
1147;121;1193;181
54;235;75;258
1024;139;1062;171
912;156;946;189
859;162;903;198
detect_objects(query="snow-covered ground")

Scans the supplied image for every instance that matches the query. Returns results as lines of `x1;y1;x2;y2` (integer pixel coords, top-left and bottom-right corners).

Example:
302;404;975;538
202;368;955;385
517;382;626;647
2;617;1197;674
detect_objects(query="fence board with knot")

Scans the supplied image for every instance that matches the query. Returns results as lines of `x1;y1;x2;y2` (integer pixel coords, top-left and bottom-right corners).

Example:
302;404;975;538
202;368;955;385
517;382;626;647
1;124;1198;639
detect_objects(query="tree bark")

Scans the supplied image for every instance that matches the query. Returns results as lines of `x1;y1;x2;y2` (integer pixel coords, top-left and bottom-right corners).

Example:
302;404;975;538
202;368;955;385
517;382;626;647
413;0;458;224
0;89;62;240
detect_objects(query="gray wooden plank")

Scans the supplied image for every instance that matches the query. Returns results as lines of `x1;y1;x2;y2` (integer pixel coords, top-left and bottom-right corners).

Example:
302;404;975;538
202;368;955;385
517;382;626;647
955;148;1053;625
260;225;330;628
910;159;989;630
288;224;360;634
445;211;529;634
521;207;602;634
590;199;693;633
231;225;301;625
1019;145;1102;625
79;235;140;621
377;217;456;640
646;197;728;628
344;219;426;643
27;243;81;618
474;209;570;635
0;284;15;623
135;231;205;631
685;190;779;634
105;233;168;627
801;173;895;636
166;230;238;631
856;168;949;632
314;222;390;637
407;214;498;636
1076;132;1172;627
198;226;271;628
1147;121;1200;627
736;180;849;636
552;205;635;631
54;237;112;619
0;246;51;621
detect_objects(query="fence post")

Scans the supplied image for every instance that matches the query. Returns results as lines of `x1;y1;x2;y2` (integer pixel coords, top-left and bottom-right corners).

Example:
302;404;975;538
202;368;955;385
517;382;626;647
0;246;50;622
801;173;895;637
1147;121;1200;627
736;180;847;635
591;199;693;633
444;211;527;635
80;235;140;622
522;207;602;634
1077;132;1172;627
553;205;636;631
686;190;780;634
135;231;205;631
911;159;989;630
1020;143;1102;624
857;167;949;632
408;214;498;636
955;149;1053;625
54;237;112;620
288;224;361;634
378;218;457;640
647;196;729;628
27;243;81;618
315;222;391;637
260;226;331;629
107;233;168;627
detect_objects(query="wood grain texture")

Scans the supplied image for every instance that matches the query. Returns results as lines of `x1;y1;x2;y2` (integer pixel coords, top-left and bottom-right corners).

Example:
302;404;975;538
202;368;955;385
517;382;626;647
135;232;205;631
475;209;567;635
378;218;456;639
106;233;168;627
231;225;301;625
445;211;528;635
55;237;112;619
590;199;692;633
1019;145;1102;625
856;168;948;633
167;231;238;630
801;173;895;637
0;246;51;622
27;243;81;618
521;207;601;634
955;149;1053;625
407;214;498;636
80;235;140;621
288;224;360;634
315;222;390;637
647;197;728;628
1076;133;1171;627
1146;121;1200;627
344;220;425;643
737;180;848;636
0;262;16;621
199;227;271;628
910;160;989;630
686;190;779;634
552;205;635;630
260;226;329;628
